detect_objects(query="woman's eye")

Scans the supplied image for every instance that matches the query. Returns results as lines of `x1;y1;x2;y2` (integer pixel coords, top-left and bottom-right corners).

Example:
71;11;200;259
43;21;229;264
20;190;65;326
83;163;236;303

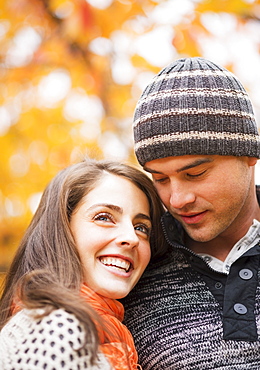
93;213;113;222
135;224;151;237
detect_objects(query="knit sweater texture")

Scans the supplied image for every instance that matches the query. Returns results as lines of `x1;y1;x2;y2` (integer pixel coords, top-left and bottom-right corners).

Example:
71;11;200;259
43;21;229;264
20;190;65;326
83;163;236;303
122;194;260;369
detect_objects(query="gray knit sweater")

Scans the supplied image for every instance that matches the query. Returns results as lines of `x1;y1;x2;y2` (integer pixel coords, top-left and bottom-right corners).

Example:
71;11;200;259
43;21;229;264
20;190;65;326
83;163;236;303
122;212;260;369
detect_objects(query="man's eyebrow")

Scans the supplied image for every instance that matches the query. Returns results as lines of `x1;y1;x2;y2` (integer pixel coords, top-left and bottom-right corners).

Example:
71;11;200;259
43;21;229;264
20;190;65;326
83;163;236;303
144;158;213;174
143;166;162;174
176;158;213;173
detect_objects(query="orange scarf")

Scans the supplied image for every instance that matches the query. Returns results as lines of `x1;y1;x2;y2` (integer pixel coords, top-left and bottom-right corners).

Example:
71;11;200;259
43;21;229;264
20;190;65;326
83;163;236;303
80;284;141;370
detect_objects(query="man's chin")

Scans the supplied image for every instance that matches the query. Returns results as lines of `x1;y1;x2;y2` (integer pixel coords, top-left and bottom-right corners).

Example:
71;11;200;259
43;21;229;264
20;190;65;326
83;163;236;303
183;226;215;245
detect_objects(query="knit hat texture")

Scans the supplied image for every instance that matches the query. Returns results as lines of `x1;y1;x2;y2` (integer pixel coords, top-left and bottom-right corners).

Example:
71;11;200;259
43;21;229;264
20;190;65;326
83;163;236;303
133;57;260;166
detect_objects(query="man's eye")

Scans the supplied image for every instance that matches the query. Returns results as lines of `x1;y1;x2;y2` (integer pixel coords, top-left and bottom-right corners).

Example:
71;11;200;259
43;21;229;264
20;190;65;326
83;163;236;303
186;170;207;178
154;177;168;184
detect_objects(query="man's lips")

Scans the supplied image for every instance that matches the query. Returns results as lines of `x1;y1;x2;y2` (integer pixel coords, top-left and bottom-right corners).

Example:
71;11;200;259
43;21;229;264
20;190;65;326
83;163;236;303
178;211;207;224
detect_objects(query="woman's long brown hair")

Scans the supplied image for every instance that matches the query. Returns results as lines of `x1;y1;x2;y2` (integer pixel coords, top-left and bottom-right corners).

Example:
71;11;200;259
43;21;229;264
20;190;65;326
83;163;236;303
0;159;167;363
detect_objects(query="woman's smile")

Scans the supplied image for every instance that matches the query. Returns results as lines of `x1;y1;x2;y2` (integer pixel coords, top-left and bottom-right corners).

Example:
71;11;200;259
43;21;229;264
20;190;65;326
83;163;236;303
70;173;152;299
99;255;133;273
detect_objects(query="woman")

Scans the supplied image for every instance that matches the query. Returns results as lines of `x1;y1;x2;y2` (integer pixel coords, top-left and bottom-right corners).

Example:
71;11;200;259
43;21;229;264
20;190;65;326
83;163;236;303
0;159;167;369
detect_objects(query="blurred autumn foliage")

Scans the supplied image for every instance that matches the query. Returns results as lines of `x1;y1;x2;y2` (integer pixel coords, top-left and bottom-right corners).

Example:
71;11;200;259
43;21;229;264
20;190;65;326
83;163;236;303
1;0;260;275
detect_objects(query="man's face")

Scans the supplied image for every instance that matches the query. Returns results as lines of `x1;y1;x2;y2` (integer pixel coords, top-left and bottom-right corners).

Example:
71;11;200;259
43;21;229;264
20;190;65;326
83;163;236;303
144;155;257;243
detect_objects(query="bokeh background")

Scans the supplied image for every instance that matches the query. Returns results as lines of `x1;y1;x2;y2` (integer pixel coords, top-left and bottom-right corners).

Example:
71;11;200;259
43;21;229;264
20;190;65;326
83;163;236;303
1;0;260;276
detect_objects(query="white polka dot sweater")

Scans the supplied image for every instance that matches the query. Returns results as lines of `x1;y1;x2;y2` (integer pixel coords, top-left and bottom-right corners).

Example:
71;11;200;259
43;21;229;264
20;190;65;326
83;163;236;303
0;308;111;370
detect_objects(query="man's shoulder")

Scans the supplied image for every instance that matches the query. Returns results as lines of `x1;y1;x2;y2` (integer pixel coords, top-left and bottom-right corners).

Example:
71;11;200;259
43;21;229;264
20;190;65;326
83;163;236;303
145;247;190;276
121;248;191;308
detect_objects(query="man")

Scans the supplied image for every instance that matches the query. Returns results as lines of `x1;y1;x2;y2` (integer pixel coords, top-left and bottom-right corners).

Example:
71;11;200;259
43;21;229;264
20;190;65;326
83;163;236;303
122;57;260;369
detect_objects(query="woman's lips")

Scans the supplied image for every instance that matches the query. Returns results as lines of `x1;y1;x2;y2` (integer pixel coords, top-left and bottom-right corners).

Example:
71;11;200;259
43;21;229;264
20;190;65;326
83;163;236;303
99;256;132;272
98;254;134;277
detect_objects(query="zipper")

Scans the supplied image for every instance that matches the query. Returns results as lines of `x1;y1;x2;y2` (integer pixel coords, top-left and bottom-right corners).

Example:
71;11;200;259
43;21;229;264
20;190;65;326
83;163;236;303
161;216;227;276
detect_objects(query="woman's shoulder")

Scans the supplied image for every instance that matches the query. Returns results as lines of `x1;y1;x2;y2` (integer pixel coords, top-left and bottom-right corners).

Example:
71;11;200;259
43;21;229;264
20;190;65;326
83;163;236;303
0;307;111;370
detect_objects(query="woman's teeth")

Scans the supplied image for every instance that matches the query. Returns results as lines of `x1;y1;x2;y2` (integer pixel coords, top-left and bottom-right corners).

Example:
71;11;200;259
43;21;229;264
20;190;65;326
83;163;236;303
99;256;131;272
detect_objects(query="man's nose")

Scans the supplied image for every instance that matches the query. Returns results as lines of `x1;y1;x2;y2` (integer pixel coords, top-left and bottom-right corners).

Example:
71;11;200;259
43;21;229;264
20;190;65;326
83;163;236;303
169;181;196;209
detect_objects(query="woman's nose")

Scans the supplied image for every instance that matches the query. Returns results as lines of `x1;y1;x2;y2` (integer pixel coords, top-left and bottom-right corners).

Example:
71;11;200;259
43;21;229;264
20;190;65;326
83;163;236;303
115;222;139;248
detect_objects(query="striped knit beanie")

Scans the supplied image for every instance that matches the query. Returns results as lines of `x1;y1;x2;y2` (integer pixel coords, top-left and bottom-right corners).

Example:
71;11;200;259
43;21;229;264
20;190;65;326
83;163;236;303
133;57;260;166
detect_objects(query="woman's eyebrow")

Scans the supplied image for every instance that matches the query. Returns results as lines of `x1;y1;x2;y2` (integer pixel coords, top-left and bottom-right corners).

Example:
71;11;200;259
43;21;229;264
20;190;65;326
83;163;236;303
87;203;123;213
136;213;152;222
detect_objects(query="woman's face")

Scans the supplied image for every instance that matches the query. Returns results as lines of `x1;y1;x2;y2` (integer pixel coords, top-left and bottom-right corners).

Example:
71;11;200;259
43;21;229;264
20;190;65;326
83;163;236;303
70;173;152;299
